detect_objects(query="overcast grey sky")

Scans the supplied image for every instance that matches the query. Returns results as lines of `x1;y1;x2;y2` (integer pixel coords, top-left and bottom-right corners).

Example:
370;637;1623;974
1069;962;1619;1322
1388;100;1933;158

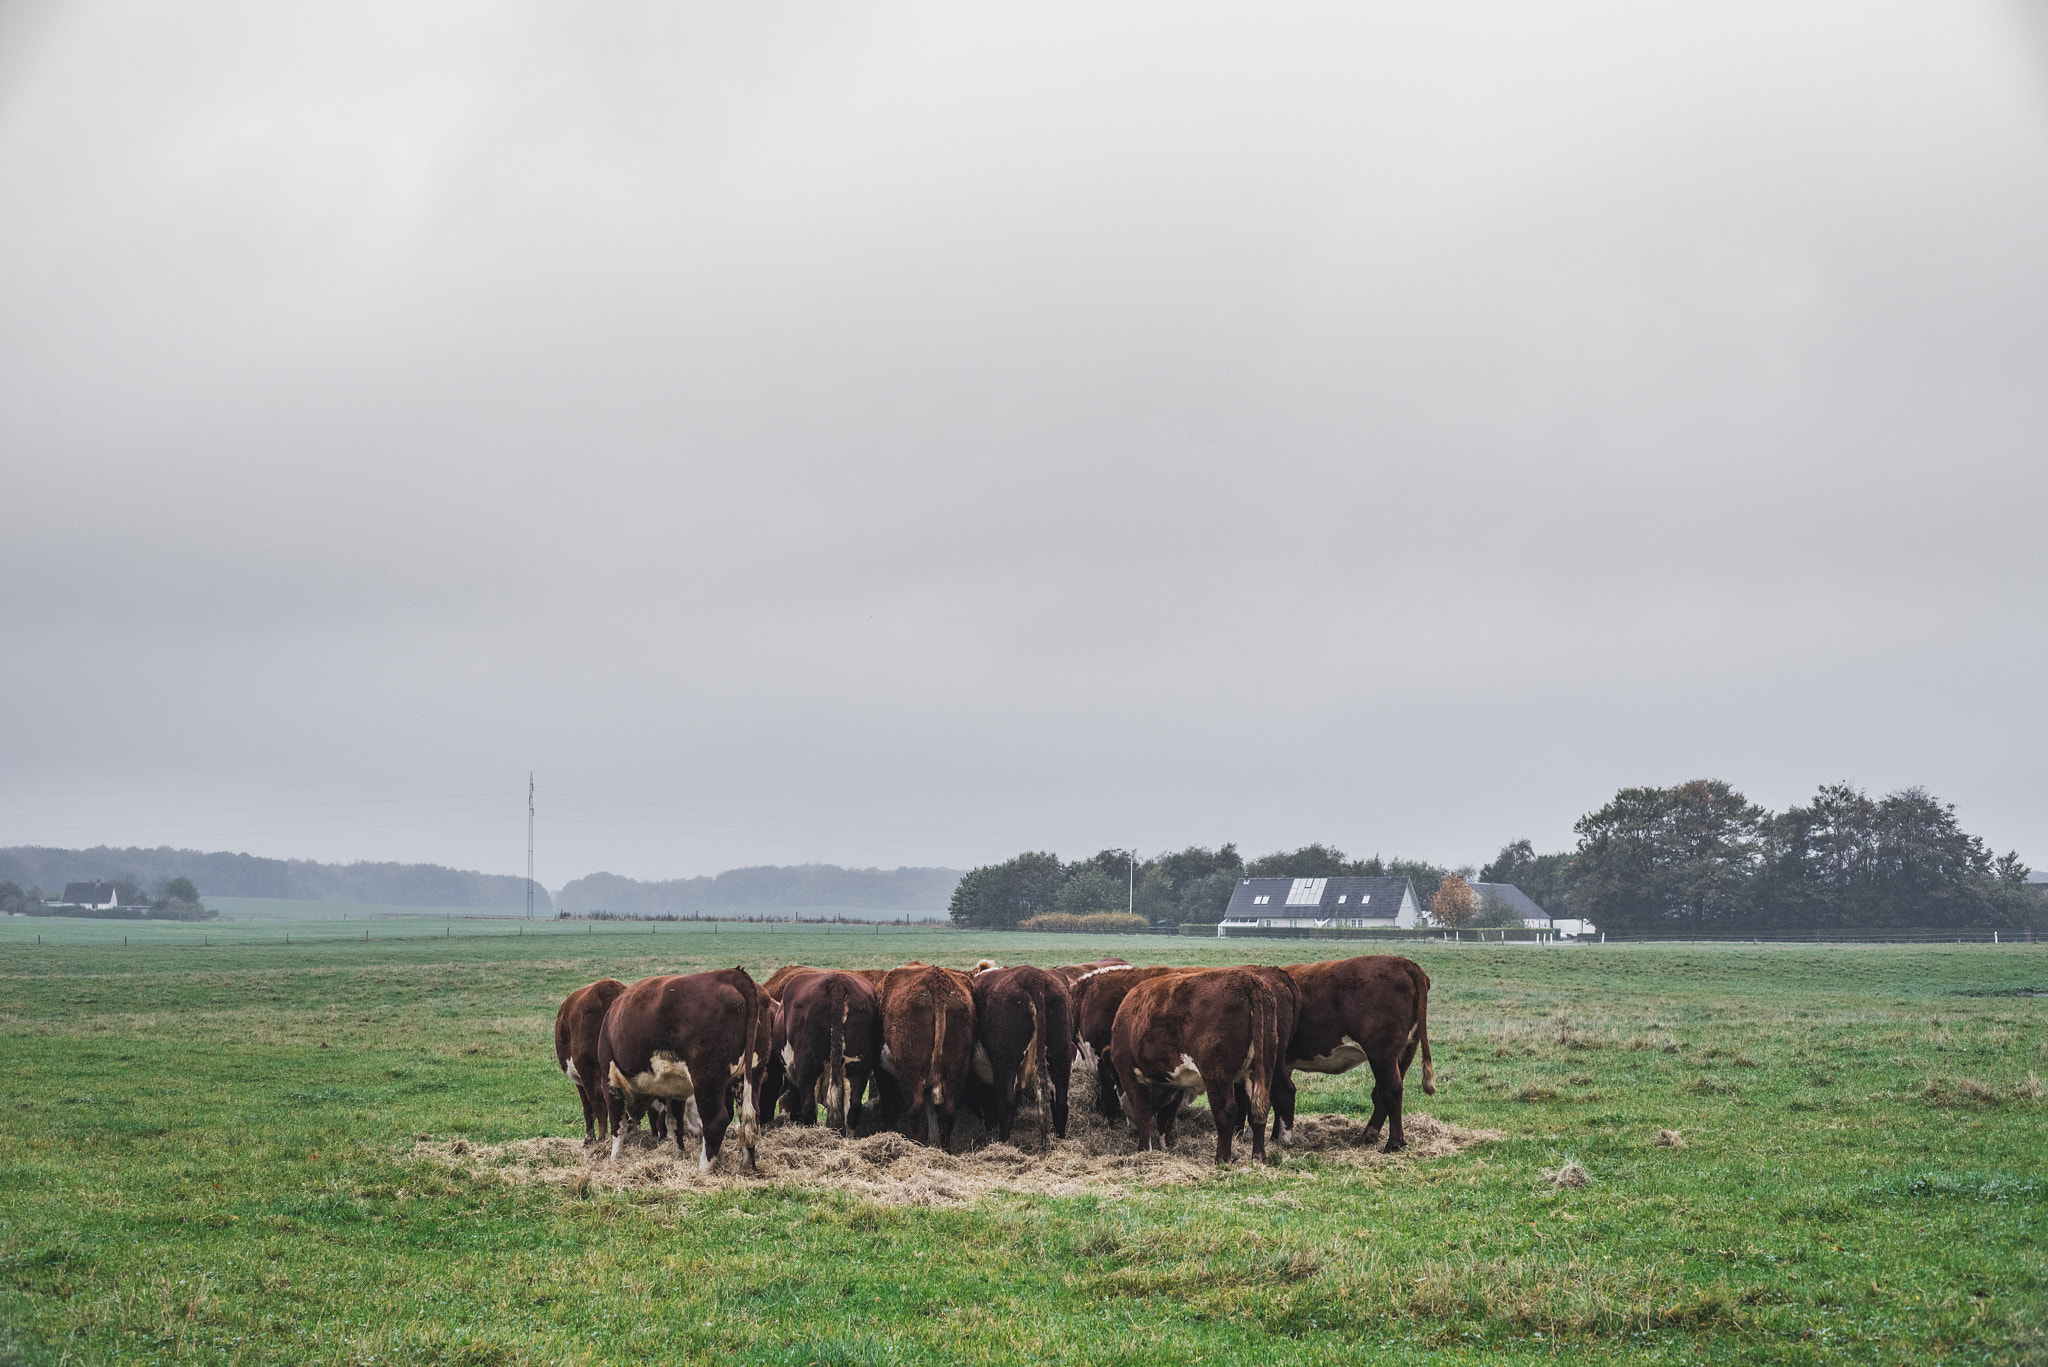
2;1;2044;888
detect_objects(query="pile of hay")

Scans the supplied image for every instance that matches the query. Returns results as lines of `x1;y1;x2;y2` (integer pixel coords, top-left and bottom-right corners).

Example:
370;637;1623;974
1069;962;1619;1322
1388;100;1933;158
420;1072;1500;1208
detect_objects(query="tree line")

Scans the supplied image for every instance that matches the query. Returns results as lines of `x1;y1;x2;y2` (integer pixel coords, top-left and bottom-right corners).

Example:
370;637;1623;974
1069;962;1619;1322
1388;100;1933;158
947;779;2039;934
947;844;1455;929
1552;780;2035;933
0;845;549;912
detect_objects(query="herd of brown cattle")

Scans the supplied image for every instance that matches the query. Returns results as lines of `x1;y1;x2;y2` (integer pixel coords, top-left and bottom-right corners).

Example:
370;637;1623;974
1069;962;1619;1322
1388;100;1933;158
554;954;1434;1173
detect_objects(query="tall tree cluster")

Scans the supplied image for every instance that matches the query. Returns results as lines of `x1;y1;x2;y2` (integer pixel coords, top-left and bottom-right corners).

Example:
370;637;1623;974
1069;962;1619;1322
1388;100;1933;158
1515;779;2035;933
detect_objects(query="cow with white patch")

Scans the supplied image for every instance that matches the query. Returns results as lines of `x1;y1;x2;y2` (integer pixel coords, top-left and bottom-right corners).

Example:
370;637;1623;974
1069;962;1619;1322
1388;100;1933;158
775;969;882;1136
1071;963;1186;1124
555;978;632;1145
1280;955;1435;1152
596;968;769;1173
875;963;977;1150
967;965;1074;1143
758;965;822;1119
1109;967;1282;1165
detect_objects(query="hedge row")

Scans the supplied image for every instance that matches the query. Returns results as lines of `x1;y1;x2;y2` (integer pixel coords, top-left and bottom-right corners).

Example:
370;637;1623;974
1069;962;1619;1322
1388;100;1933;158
1014;912;1151;933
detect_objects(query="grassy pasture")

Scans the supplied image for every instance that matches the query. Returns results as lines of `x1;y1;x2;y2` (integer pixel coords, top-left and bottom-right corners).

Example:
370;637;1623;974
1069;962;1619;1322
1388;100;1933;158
0;929;2042;1365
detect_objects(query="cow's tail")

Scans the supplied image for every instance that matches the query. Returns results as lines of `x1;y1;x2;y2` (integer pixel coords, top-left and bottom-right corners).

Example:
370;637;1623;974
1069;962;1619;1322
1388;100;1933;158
825;980;851;1134
1022;994;1046;1112
734;978;763;1149
1244;980;1275;1125
925;986;947;1111
1415;970;1436;1096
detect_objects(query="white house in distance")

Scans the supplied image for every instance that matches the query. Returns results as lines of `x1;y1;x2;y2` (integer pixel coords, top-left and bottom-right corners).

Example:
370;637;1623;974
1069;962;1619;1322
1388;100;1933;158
53;881;121;909
1470;880;1596;938
1217;876;1425;936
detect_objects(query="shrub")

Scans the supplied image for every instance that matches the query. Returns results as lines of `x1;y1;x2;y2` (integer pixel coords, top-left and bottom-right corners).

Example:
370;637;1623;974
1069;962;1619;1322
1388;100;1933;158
1014;912;1149;933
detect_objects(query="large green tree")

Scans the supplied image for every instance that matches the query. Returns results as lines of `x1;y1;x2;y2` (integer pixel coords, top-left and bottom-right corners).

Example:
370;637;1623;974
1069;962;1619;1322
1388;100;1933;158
947;851;1066;928
1568;780;1764;932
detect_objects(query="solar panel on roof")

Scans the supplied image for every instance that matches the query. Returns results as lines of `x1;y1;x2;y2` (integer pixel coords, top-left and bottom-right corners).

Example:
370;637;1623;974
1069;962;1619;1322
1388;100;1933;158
1285;878;1326;907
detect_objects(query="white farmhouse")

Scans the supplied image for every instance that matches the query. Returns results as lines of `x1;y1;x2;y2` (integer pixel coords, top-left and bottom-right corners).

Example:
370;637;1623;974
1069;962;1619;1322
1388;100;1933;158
1217;876;1425;937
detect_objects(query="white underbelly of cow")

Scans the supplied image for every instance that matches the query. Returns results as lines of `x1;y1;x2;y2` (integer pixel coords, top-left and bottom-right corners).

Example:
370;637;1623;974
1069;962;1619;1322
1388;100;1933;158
878;1043;897;1077
972;1043;995;1085
1292;1034;1369;1074
620;1050;696;1099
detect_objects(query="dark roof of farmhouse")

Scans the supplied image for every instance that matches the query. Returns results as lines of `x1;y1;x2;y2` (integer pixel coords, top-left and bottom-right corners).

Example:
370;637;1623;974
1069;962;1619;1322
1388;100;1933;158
1223;876;1417;919
60;881;117;904
1468;881;1548;920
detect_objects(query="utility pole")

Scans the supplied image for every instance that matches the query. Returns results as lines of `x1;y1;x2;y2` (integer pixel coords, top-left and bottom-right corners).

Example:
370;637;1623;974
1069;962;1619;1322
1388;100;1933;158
526;772;536;920
1128;849;1134;917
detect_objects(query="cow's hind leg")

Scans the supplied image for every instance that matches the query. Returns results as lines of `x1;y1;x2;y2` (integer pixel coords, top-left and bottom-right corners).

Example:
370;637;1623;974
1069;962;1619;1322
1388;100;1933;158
1158;1089;1189;1149
1271;1069;1297;1146
1365;1057;1406;1152
693;1080;734;1173
1095;1054;1125;1124
1116;1064;1158;1151
1205;1081;1239;1165
786;1048;824;1126
991;1062;1021;1143
844;1063;872;1134
873;1070;907;1134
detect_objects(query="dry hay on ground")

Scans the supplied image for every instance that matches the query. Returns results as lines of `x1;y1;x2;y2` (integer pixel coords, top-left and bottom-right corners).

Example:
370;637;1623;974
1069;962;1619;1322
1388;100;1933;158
419;1072;1500;1208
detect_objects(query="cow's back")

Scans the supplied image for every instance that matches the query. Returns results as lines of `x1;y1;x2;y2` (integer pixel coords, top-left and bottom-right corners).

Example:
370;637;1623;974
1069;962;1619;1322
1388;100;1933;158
1075;964;1184;1052
1283;955;1424;1071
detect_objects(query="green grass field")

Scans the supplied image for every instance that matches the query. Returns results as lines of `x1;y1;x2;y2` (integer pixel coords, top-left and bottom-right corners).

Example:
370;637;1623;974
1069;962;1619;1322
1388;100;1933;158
1;929;2042;1365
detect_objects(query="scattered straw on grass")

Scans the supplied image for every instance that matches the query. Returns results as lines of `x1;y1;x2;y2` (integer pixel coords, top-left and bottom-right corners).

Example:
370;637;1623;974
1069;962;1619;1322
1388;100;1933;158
1653;1129;1685;1149
420;1072;1499;1208
1543;1159;1590;1189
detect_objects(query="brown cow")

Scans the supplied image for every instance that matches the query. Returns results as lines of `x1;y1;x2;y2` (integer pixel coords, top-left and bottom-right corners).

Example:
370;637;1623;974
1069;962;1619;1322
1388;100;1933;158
1280;956;1435;1151
776;969;883;1135
1071;963;1186;1123
758;965;823;1114
1110;967;1281;1165
760;964;822;1003
555;978;630;1144
967;965;1074;1143
875;963;976;1150
597;968;769;1172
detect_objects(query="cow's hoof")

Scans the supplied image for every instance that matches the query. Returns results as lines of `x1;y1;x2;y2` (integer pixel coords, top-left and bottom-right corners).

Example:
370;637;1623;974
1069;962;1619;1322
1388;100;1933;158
1382;1139;1406;1154
1361;1128;1383;1146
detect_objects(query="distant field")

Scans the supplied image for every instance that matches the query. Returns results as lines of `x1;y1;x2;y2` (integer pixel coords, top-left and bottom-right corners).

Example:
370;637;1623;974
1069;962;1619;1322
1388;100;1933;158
3;907;950;948
200;897;951;925
1;931;2042;1364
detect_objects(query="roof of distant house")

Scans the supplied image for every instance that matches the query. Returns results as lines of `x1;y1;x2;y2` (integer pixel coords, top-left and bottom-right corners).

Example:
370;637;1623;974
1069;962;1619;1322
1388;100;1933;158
1469;881;1548;920
1223;875;1418;920
59;881;118;905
